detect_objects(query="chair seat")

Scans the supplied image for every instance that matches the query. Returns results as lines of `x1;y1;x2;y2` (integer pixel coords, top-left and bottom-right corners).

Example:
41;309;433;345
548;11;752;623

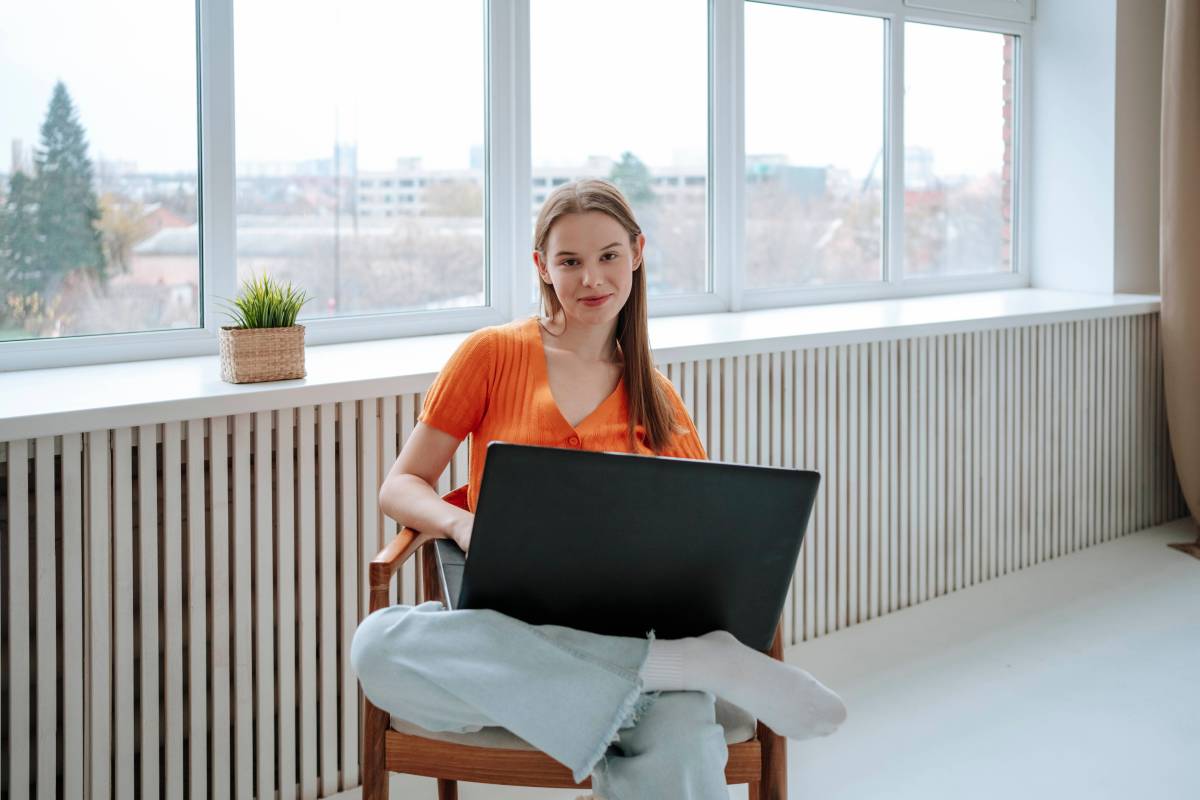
390;696;757;750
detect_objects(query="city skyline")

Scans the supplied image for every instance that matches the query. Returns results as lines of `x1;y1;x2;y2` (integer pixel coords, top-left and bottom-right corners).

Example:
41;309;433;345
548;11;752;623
3;0;1008;179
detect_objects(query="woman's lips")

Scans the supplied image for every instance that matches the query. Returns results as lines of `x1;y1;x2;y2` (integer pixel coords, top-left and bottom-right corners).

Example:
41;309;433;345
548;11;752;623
579;294;612;307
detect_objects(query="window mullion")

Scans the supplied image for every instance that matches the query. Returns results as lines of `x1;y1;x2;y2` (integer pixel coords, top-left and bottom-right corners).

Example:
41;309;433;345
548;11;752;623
711;0;744;312
489;0;531;322
198;0;236;337
885;11;905;288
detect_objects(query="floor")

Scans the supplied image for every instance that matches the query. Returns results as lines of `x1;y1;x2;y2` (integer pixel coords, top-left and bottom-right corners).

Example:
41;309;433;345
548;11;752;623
380;518;1200;800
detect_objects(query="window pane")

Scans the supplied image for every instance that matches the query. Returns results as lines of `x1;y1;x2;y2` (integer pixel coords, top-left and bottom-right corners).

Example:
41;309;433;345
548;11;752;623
904;23;1015;276
0;1;199;342
745;4;884;290
531;0;707;297
235;1;486;320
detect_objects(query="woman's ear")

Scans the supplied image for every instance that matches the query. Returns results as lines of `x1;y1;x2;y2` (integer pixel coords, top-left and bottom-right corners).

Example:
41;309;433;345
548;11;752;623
533;250;551;283
633;233;647;271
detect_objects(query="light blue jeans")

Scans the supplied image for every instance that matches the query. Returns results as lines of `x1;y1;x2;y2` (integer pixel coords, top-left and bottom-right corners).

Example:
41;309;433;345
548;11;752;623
351;600;731;800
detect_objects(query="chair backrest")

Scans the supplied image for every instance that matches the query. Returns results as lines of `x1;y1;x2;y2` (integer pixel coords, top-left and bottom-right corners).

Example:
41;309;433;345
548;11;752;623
443;485;469;509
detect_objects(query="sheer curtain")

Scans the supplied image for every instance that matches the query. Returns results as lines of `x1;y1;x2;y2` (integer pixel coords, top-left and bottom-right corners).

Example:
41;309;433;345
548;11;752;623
1161;0;1200;549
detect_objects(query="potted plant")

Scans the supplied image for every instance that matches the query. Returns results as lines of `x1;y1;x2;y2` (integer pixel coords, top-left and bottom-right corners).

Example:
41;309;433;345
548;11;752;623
218;274;311;384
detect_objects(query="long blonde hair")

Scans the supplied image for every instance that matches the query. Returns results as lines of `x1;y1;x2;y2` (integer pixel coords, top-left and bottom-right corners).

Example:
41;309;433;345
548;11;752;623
532;179;680;452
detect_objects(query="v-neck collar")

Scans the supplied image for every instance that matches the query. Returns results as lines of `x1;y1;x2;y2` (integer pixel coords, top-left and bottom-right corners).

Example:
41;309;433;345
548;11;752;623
527;317;624;433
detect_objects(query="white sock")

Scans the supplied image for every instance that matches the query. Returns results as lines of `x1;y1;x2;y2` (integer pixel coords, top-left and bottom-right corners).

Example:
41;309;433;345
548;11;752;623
639;630;847;740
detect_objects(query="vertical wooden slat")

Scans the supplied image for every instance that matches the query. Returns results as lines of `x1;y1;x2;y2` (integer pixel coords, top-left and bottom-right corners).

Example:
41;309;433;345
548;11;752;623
816;348;829;635
771;352;783;469
882;340;894;613
856;344;868;622
947;334;957;596
1120;317;1129;534
837;345;849;630
721;356;734;464
8;439;30;799
340;402;361;789
1052;323;1062;552
1003;328;1014;573
944;335;955;596
1138;316;1149;530
136;425;160;800
161;422;184;800
209;415;232;799
185;420;207;800
399;394;418;605
361;399;380;616
803;350;816;641
35;436;56;799
1084;321;1095;549
61;432;85;800
232;414;254;799
379;396;398;607
964;333;974;587
916;338;929;603
985;332;996;582
781;352;796;643
1111;319;1121;540
900;339;911;609
297;406;319;798
112;427;135;799
318;403;339;794
846;344;858;628
1065;321;1075;554
1035;326;1046;563
738;355;750;465
86;430;113;799
868;343;880;620
277;409;298;800
254;411;277;800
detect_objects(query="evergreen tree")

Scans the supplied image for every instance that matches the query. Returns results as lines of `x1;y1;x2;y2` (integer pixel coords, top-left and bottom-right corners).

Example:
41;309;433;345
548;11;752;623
0;171;44;293
33;81;105;288
608;151;656;206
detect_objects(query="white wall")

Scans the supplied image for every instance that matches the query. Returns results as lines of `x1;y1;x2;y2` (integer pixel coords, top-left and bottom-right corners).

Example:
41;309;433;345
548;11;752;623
1029;0;1165;295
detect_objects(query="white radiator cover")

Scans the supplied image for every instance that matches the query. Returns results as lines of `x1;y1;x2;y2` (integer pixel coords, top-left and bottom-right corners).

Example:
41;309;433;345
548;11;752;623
1;313;1186;799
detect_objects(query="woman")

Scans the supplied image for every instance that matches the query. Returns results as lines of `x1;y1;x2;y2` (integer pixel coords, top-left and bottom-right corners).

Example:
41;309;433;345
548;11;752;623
351;179;846;800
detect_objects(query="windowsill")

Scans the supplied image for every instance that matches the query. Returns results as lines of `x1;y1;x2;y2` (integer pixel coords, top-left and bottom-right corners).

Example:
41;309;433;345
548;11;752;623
0;288;1161;441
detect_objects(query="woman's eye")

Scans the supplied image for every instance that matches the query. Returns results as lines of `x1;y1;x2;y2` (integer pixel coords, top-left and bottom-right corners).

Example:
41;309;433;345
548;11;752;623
603;252;617;260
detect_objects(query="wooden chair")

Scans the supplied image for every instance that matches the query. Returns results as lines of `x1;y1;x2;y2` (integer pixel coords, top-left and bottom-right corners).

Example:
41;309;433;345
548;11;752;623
361;487;788;800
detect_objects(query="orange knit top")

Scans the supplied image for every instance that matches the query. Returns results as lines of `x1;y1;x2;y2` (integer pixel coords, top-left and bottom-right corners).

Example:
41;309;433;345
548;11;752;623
419;316;708;512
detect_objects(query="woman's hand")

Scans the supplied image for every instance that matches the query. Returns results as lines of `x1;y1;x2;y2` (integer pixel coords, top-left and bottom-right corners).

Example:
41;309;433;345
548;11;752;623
447;511;475;554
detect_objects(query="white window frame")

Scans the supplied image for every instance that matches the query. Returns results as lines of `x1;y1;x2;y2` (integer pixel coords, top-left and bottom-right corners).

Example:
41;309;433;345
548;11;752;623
0;0;1030;371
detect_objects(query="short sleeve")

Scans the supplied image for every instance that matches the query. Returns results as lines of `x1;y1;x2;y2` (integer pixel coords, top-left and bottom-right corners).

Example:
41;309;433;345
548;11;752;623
657;373;708;461
418;327;496;440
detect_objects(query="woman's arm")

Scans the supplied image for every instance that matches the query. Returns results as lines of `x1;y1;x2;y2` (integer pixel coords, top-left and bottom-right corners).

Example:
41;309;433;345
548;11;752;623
378;422;475;551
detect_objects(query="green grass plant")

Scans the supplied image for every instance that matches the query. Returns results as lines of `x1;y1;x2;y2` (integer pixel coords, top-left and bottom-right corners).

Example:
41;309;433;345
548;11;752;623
222;274;311;329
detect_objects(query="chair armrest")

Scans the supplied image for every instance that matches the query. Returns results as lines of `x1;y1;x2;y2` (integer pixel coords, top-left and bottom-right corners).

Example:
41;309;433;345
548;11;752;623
367;485;470;613
368;526;431;612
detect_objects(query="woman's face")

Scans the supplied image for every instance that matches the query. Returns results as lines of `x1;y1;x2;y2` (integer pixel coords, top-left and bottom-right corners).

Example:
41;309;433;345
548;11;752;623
535;211;645;329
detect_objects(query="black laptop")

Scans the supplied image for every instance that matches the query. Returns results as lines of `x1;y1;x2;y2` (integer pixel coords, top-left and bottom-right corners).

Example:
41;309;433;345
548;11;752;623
434;442;820;652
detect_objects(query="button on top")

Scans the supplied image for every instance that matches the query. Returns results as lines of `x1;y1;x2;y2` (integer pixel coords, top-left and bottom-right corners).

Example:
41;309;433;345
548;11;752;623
568;435;580;446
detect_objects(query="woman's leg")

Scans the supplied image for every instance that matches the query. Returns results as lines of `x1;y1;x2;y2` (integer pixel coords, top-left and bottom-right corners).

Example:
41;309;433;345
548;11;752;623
593;691;730;800
351;600;656;784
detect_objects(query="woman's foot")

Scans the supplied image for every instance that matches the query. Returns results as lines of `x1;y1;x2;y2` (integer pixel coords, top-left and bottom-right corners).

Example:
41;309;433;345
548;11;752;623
638;630;847;739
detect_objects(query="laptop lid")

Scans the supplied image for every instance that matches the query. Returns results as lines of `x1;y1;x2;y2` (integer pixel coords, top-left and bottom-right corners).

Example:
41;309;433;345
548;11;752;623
454;442;820;652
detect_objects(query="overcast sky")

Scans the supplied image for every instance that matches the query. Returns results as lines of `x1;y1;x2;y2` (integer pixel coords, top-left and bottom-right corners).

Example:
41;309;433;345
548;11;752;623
0;0;1007;179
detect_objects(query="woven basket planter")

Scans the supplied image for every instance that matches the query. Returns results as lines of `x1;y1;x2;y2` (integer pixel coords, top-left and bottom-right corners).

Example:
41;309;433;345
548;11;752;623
218;325;306;384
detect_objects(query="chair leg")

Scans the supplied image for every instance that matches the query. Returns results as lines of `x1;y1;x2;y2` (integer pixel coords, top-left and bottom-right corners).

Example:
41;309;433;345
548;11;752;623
758;721;788;800
748;781;762;800
437;778;458;799
362;699;389;800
